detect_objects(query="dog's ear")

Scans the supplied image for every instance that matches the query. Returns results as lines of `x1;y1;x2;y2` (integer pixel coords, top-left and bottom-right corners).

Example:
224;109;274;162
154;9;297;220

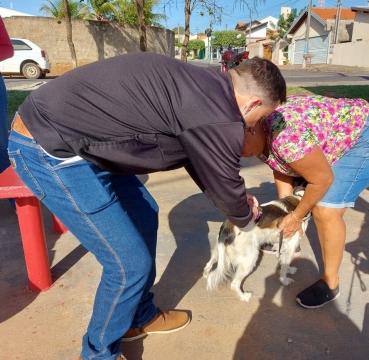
218;220;236;246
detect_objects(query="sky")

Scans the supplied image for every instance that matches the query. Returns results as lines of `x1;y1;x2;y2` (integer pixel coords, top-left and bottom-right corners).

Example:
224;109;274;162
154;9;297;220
1;0;368;33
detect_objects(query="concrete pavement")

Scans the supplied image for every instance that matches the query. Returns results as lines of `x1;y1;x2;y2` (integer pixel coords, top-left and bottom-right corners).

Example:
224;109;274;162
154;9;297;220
1;157;369;360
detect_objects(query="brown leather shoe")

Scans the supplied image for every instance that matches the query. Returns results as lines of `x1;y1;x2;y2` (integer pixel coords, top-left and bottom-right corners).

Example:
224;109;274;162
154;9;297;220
121;309;190;342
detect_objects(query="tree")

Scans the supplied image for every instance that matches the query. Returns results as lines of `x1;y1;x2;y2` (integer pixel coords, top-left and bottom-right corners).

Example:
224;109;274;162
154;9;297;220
133;0;147;51
172;25;185;35
164;1;266;62
80;0;118;20
186;39;205;58
62;0;78;68
112;0;166;27
269;8;298;41
40;0;88;19
186;39;205;52
211;30;245;49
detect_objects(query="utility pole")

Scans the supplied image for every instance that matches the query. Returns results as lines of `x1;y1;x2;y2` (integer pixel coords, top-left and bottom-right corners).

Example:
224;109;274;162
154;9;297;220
302;0;312;69
333;0;342;44
209;9;214;64
248;12;252;48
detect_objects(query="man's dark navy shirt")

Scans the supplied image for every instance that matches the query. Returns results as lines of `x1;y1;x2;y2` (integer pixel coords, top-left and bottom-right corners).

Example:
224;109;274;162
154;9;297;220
19;52;252;227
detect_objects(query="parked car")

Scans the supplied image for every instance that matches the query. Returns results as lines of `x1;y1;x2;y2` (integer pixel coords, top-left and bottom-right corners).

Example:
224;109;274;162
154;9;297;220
0;38;51;79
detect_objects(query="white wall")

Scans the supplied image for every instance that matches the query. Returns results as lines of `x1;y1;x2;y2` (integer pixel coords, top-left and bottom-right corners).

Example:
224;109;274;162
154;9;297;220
352;12;369;41
328;40;369;67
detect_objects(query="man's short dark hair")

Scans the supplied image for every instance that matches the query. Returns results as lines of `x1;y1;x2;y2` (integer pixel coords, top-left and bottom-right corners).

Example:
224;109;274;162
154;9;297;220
230;57;287;107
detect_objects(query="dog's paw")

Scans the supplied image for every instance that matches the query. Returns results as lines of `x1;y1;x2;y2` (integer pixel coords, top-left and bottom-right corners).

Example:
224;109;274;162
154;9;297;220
202;271;209;279
288;266;297;274
239;292;253;302
280;277;295;286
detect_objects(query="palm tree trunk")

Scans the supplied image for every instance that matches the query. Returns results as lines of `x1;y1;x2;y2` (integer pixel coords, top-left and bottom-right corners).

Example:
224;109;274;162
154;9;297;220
62;0;78;68
181;0;191;62
134;0;147;52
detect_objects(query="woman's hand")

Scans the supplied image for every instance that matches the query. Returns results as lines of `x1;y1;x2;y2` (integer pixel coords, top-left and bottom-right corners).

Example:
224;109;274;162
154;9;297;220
278;212;303;239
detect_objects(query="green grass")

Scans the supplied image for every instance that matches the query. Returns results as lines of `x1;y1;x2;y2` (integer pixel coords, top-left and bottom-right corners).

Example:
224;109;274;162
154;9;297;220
287;85;369;100
6;85;369;130
7;90;31;129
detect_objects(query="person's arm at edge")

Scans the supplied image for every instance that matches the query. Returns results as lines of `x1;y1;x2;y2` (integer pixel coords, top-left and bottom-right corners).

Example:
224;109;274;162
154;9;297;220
277;146;334;238
273;170;294;198
0;16;14;61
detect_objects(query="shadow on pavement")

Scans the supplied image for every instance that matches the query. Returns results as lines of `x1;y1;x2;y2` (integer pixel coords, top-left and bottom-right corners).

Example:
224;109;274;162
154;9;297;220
233;258;369;360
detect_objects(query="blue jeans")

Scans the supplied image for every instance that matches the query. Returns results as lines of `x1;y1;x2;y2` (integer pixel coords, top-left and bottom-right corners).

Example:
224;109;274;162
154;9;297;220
318;116;369;208
0;75;10;173
8;129;159;359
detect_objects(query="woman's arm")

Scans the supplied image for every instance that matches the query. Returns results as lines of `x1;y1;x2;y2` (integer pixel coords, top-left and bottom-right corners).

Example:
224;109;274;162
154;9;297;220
0;16;14;61
273;170;294;198
277;146;334;238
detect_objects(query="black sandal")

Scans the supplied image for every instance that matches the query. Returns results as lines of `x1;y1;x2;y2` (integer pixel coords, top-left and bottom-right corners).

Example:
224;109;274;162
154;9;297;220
296;279;340;309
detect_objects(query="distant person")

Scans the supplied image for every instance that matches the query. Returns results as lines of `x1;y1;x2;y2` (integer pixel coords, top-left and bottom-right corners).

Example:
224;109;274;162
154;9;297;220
242;94;369;309
8;54;286;359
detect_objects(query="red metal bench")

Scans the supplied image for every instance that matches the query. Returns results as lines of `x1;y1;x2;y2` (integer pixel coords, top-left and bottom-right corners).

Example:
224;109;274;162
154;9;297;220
0;166;67;291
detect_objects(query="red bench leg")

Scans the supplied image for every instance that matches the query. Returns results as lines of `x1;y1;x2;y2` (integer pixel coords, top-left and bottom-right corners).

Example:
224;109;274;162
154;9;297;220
15;197;53;292
51;214;68;234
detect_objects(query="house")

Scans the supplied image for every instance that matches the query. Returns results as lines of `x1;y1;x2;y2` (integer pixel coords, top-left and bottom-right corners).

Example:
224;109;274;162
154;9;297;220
284;7;356;65
327;5;369;67
235;16;278;45
0;6;34;17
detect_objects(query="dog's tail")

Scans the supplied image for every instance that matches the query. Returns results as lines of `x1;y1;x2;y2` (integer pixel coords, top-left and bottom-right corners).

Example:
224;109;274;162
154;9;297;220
206;242;232;291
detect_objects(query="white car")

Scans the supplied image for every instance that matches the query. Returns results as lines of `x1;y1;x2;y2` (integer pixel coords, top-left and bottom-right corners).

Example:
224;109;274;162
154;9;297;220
0;38;51;79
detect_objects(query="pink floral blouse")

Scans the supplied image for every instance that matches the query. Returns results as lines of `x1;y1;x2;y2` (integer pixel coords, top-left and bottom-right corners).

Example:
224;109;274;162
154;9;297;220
258;94;369;176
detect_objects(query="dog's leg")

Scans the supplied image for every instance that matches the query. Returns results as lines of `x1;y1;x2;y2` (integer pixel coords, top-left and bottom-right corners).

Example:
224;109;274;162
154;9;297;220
279;237;299;285
230;258;257;302
203;246;218;278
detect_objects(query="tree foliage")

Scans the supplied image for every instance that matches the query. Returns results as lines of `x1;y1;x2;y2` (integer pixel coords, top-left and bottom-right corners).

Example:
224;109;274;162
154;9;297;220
211;30;245;49
163;1;266;61
172;25;185;35
186;39;205;51
40;0;89;19
269;8;298;41
113;0;166;26
41;0;165;26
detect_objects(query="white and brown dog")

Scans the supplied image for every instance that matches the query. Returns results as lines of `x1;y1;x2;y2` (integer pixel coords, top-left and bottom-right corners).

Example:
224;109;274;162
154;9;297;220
203;187;310;302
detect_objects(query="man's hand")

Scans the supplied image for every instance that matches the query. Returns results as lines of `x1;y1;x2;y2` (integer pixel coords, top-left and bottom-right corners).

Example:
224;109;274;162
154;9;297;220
246;193;259;208
246;193;260;221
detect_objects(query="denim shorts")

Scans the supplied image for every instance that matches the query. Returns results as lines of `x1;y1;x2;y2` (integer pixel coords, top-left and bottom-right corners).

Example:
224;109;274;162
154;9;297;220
318;116;369;208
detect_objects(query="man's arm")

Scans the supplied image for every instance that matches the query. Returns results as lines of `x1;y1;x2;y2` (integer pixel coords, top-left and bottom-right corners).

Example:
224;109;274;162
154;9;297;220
179;122;254;228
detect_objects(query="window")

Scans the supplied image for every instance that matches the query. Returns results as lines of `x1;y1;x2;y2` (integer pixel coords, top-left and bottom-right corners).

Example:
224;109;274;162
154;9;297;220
11;39;32;51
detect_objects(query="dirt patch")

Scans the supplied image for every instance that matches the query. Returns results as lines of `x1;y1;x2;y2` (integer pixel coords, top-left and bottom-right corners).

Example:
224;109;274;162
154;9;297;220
48;64;74;77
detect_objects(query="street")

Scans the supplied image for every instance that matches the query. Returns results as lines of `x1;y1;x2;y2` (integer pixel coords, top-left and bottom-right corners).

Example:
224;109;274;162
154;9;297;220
4;60;369;90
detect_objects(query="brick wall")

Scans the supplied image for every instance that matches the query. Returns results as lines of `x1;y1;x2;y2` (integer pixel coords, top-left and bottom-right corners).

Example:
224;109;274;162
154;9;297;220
3;17;175;72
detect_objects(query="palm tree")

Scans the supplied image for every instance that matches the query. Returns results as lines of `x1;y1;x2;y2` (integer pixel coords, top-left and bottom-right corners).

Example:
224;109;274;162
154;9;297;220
62;0;78;68
82;0;118;21
112;0;166;27
40;0;88;19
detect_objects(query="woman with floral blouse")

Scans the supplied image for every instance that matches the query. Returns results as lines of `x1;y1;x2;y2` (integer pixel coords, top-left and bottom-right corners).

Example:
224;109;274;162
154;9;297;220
242;94;369;308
